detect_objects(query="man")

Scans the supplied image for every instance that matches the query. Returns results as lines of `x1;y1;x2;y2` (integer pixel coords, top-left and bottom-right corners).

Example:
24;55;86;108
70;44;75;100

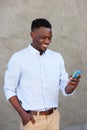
4;18;80;130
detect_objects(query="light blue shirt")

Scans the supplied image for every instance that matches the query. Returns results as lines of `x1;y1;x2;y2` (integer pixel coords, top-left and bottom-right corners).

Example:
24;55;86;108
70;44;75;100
4;44;70;111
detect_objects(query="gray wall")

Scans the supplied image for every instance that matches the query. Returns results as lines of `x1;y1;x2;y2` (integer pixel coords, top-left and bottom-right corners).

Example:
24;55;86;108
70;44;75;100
0;0;87;130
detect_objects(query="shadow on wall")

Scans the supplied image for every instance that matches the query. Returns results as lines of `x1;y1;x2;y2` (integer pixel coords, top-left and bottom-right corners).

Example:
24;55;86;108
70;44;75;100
61;123;87;130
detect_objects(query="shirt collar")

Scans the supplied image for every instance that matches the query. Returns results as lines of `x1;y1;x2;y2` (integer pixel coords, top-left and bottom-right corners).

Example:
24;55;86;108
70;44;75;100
28;44;46;55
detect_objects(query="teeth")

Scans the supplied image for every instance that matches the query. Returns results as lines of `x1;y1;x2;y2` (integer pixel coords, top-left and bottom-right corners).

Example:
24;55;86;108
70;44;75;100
43;44;48;47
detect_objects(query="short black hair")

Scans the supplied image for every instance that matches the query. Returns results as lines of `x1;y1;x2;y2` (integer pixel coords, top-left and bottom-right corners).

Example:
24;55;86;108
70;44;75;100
31;18;52;31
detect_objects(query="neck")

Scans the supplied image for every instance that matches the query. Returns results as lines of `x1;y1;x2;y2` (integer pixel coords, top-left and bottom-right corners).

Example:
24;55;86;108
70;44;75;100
40;51;44;55
31;43;44;55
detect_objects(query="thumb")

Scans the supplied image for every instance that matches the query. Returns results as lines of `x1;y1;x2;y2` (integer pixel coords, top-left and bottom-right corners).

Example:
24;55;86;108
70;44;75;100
30;115;35;124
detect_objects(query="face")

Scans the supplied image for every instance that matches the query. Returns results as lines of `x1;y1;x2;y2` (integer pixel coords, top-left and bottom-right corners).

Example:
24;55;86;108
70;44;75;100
30;27;52;53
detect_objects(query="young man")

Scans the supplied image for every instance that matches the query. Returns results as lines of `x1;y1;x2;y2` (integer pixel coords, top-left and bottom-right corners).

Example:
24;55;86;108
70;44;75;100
4;18;80;130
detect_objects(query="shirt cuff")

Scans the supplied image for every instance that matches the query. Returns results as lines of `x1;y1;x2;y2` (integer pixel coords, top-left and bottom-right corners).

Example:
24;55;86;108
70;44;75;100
4;89;17;100
63;87;76;96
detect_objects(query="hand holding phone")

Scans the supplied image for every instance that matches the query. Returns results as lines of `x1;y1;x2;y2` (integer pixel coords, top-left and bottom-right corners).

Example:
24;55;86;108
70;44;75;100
67;70;81;93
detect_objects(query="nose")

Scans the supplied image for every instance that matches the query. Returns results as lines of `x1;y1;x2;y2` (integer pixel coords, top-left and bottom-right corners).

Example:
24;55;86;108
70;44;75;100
45;38;51;45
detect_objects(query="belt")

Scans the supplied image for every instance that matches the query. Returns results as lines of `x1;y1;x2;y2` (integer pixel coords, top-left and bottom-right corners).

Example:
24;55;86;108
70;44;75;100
26;108;57;115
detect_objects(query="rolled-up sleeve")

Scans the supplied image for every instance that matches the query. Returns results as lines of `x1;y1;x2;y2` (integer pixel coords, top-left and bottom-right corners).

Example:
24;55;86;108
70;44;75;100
4;53;21;100
59;55;74;96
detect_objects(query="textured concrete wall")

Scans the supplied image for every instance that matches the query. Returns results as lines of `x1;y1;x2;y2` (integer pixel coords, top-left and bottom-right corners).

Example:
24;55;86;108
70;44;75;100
0;0;87;130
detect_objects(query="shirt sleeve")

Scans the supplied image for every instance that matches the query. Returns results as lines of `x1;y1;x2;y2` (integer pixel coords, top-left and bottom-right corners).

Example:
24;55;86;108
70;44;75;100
59;55;75;96
3;53;21;100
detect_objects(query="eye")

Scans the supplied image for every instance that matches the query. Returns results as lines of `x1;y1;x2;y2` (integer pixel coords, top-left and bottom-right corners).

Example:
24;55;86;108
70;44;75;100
41;36;46;39
48;37;52;40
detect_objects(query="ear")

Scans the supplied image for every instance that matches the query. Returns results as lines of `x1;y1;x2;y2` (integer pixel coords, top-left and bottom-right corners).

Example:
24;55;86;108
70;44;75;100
30;31;35;38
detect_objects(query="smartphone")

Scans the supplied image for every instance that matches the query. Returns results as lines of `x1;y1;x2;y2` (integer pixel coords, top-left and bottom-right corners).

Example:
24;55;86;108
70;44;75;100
72;70;81;78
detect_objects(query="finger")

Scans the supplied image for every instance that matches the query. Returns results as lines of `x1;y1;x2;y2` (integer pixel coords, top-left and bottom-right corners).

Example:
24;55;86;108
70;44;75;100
71;82;78;86
70;80;79;85
22;119;30;126
70;77;80;82
68;78;79;85
77;75;81;79
30;115;35;124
